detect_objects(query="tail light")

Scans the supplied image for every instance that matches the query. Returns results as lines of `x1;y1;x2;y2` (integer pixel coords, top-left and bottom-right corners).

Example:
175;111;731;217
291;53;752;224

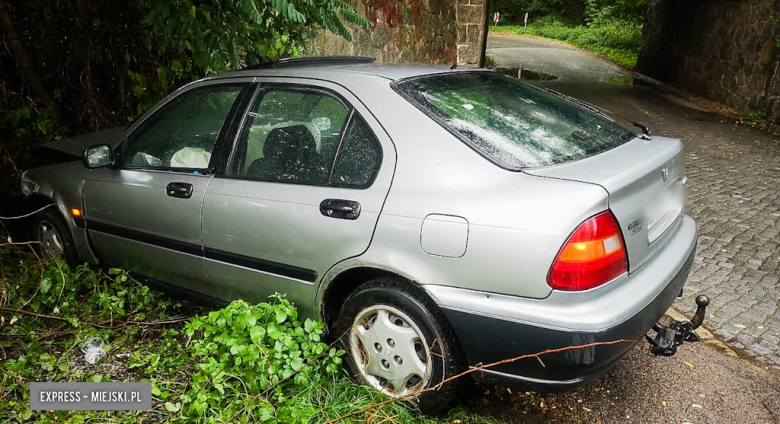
547;211;628;291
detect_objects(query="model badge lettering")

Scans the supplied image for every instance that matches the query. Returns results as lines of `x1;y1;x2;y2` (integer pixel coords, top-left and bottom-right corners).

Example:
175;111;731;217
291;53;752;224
628;219;643;236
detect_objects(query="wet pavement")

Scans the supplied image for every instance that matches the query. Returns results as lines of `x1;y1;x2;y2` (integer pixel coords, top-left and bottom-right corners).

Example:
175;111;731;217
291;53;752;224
487;33;780;370
462;341;780;424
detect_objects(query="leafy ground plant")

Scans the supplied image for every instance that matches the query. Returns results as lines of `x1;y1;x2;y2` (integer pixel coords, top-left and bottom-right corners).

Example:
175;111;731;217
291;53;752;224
742;108;767;123
0;247;497;424
492;17;642;68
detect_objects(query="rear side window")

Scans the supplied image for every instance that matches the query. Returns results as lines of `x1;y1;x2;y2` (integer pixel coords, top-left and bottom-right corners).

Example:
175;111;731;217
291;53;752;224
394;72;635;169
227;84;382;188
228;87;350;185
331;116;382;187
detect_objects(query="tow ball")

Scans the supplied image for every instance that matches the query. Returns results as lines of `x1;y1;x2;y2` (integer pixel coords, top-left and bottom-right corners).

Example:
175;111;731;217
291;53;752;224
646;295;710;357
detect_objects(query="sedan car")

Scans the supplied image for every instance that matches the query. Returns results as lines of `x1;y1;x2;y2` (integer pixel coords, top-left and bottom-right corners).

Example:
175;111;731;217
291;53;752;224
20;56;696;412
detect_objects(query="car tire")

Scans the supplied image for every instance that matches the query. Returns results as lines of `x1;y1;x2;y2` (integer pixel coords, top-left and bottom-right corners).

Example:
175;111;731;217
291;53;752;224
336;277;463;414
33;207;79;269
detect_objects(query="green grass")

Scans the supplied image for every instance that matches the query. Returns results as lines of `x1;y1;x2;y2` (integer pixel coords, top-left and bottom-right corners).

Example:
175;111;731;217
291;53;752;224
491;17;642;69
0;249;501;424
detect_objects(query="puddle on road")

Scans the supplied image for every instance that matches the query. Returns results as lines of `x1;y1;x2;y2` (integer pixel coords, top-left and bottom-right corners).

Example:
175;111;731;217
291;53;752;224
495;67;558;81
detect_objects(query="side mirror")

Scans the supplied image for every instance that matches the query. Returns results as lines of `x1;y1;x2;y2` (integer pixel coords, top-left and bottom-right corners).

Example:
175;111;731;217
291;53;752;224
82;144;114;169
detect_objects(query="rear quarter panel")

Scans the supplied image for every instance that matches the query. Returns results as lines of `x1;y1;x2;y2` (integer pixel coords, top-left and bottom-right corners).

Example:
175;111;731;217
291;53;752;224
322;80;611;300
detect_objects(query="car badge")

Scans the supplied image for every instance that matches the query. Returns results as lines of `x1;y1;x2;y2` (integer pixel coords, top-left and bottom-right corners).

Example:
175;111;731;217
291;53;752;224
661;167;669;182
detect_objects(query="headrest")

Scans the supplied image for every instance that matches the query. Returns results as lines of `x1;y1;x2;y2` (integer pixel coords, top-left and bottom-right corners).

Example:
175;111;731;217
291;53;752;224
263;125;316;159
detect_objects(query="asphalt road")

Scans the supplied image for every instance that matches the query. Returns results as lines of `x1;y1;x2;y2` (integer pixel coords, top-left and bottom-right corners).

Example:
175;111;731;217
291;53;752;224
456;32;780;424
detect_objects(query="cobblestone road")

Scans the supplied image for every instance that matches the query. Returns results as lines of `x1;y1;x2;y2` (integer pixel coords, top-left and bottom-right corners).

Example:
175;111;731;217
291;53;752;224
488;34;780;369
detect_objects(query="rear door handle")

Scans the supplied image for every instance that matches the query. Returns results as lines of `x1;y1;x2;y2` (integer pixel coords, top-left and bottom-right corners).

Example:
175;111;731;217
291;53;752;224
320;199;361;220
166;182;194;199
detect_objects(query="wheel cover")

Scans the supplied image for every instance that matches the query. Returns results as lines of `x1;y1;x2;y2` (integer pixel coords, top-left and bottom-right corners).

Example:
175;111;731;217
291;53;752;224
37;219;64;259
348;304;433;398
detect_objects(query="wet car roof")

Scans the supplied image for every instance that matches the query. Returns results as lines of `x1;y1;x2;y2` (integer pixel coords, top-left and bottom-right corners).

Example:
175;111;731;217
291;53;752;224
208;63;486;83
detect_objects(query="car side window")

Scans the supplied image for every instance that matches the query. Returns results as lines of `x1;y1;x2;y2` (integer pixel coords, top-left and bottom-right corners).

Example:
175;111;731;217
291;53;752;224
330;116;382;188
228;87;350;186
119;84;242;170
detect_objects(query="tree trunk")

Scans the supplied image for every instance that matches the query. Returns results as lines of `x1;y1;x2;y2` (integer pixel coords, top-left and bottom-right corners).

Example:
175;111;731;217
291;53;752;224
0;0;64;119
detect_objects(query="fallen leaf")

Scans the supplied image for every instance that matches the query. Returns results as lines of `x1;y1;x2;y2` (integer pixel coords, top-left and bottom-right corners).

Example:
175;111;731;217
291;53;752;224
758;326;764;329
662;401;667;407
685;362;695;368
692;404;703;409
540;401;545;409
583;407;592;412
698;394;706;398
734;324;747;329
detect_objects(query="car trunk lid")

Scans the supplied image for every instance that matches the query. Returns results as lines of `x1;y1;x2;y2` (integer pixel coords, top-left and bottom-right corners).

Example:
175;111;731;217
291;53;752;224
525;136;686;272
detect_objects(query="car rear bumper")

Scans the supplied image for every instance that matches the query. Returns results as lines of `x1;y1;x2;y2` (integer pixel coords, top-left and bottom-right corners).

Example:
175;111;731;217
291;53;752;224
426;215;697;389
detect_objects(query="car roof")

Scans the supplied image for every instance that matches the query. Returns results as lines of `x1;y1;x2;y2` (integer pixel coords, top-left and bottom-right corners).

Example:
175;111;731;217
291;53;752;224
203;61;488;84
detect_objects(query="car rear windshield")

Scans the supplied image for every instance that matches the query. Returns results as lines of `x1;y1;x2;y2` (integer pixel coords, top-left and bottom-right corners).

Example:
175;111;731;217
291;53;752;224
393;72;636;169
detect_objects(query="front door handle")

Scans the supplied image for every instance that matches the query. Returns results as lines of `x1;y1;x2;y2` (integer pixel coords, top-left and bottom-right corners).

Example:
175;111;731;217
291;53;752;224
320;199;361;220
166;182;194;199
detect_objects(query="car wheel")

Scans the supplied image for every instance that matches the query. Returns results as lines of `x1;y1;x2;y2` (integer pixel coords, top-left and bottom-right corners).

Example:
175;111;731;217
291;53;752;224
336;277;463;414
34;208;78;268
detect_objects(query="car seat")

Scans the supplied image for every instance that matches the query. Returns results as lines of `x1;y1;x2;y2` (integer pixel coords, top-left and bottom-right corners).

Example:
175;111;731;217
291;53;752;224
246;125;326;184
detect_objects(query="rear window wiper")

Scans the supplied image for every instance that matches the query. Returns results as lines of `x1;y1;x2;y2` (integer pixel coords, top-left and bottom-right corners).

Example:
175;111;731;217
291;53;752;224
539;87;652;140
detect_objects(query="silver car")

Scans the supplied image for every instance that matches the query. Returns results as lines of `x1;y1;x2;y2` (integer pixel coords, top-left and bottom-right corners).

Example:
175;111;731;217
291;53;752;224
20;57;697;412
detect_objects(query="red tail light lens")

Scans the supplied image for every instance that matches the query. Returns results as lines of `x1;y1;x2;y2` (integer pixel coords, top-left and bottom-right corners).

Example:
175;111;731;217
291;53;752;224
547;211;628;291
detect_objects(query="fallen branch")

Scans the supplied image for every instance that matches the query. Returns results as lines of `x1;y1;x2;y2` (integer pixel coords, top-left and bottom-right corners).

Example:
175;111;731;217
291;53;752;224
0;330;79;338
324;339;636;423
0;203;55;220
0;241;40;248
0;306;191;329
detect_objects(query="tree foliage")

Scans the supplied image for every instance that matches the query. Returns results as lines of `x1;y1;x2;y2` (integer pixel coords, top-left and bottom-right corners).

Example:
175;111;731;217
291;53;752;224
489;0;647;25
0;0;368;195
141;0;370;75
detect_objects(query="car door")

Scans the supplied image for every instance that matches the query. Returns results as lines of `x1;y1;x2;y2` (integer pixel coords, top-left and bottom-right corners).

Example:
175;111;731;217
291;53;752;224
83;80;253;298
201;80;395;311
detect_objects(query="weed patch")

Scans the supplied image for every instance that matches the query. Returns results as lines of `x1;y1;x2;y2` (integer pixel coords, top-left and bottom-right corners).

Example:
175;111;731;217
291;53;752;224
0;248;498;423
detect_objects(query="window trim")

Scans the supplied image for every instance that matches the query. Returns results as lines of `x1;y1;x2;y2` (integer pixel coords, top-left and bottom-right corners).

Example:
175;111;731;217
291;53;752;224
219;82;383;190
114;81;252;173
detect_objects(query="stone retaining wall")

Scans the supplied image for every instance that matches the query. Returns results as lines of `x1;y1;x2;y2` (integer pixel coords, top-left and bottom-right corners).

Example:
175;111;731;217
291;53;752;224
309;0;487;66
638;0;780;119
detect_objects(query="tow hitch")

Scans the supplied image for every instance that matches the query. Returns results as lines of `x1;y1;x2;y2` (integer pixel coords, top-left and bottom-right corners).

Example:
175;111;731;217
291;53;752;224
646;295;710;356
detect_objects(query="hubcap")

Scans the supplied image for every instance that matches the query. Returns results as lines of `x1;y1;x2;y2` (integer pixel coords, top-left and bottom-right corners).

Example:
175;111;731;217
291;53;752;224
349;305;432;398
37;220;64;259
